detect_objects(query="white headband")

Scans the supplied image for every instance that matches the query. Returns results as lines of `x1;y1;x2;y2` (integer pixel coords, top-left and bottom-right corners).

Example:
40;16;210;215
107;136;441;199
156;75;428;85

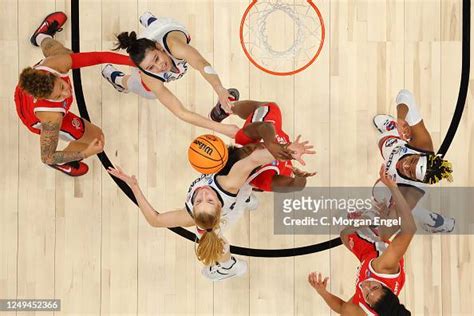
415;156;428;181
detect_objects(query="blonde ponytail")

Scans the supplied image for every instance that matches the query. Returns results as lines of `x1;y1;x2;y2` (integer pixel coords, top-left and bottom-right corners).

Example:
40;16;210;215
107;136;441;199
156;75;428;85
194;206;225;266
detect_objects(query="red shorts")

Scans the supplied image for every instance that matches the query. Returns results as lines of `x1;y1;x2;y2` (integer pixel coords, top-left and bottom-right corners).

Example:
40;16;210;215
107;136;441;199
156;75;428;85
235;102;286;145
347;232;381;263
250;161;293;191
29;112;85;142
235;103;292;191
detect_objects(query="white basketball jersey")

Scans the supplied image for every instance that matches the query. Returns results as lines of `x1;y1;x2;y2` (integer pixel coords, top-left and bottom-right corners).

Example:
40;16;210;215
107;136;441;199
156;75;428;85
185;174;254;232
185;169;269;231
139;17;190;82
381;136;428;190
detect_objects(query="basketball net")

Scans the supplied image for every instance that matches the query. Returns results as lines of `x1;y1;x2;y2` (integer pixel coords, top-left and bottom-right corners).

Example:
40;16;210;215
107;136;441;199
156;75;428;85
240;0;325;76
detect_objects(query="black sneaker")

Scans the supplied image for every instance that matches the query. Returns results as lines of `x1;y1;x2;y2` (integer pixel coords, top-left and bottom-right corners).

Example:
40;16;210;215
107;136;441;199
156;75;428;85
209;88;240;122
30;12;67;47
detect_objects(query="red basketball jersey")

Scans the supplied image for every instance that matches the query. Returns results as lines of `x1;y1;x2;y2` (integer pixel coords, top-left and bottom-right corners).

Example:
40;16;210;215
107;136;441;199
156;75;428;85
15;65;74;134
234;102;293;191
350;233;406;315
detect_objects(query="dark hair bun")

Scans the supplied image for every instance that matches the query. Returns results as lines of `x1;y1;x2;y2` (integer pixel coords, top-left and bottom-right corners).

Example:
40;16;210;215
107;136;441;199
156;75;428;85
114;31;138;52
112;31;157;66
372;286;412;316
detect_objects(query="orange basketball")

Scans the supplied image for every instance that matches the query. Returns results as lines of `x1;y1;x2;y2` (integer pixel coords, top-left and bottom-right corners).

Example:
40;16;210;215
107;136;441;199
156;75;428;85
188;134;228;174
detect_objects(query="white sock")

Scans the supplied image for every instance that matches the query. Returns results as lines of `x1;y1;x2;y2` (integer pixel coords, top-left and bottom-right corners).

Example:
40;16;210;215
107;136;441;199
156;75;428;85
36;33;52;46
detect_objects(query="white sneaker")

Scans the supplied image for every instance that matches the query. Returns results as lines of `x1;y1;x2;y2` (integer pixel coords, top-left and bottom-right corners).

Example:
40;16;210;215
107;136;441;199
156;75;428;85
396;89;417;108
245;193;259;211
102;64;127;93
421;212;455;233
201;256;248;281
373;114;396;133
139;11;156;27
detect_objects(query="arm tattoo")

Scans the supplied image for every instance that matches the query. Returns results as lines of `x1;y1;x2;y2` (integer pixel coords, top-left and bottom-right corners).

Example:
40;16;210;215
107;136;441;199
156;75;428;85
40;121;84;165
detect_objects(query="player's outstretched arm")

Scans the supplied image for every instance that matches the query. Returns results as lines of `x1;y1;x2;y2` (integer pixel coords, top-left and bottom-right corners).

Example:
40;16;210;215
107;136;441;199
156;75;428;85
271;168;316;192
36;111;103;165
373;165;417;273
167;32;233;113
308;272;364;315
140;73;238;138
42;51;134;73
242;122;293;160
218;146;275;194
271;175;307;192
107;166;195;228
308;272;342;313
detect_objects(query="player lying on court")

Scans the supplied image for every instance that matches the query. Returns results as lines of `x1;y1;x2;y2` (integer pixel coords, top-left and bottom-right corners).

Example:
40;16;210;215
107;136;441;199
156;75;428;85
102;12;239;138
309;166;413;316
16;12;136;177
373;89;454;233
218;100;316;192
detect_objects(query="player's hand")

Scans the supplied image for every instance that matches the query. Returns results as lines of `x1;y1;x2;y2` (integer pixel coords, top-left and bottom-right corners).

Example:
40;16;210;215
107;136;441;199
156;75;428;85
379;164;397;188
292;166;317;178
217;87;234;114
265;141;293;161
107;165;138;187
397;118;412;142
82;135;105;157
287;135;316;166
220;123;240;138
308;272;329;295
372;198;391;217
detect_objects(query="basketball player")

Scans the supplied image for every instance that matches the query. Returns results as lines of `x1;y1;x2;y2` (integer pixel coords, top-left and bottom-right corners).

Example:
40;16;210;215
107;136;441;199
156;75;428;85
373;89;454;233
309;166;413;316
101;12;239;138
107;145;280;281
218;100;317;192
16;12;136;176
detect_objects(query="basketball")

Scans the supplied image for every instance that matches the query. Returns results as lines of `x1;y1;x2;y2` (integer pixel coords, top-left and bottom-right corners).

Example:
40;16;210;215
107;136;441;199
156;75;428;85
188;134;228;174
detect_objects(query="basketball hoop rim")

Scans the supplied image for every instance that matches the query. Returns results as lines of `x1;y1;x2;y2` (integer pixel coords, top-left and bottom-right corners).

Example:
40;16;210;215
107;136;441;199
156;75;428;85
239;0;326;76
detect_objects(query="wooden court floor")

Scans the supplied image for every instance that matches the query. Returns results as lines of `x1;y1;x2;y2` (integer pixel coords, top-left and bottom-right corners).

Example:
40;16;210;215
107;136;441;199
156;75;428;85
0;0;473;315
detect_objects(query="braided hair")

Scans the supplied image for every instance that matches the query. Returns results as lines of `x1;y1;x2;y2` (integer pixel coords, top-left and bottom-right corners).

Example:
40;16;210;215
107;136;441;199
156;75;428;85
113;31;156;66
372;286;411;316
424;154;453;184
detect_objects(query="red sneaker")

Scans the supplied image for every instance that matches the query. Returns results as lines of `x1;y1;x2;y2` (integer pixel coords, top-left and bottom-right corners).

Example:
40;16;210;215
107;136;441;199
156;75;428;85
49;161;89;177
30;12;68;47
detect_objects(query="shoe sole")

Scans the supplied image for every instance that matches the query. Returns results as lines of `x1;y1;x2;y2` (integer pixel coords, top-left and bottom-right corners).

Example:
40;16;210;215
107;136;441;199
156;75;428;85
228;88;240;101
372;115;384;133
447;218;456;233
373;114;395;134
208;88;240;122
208;268;247;282
101;65;125;92
30;11;66;47
48;165;87;177
139;11;154;27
